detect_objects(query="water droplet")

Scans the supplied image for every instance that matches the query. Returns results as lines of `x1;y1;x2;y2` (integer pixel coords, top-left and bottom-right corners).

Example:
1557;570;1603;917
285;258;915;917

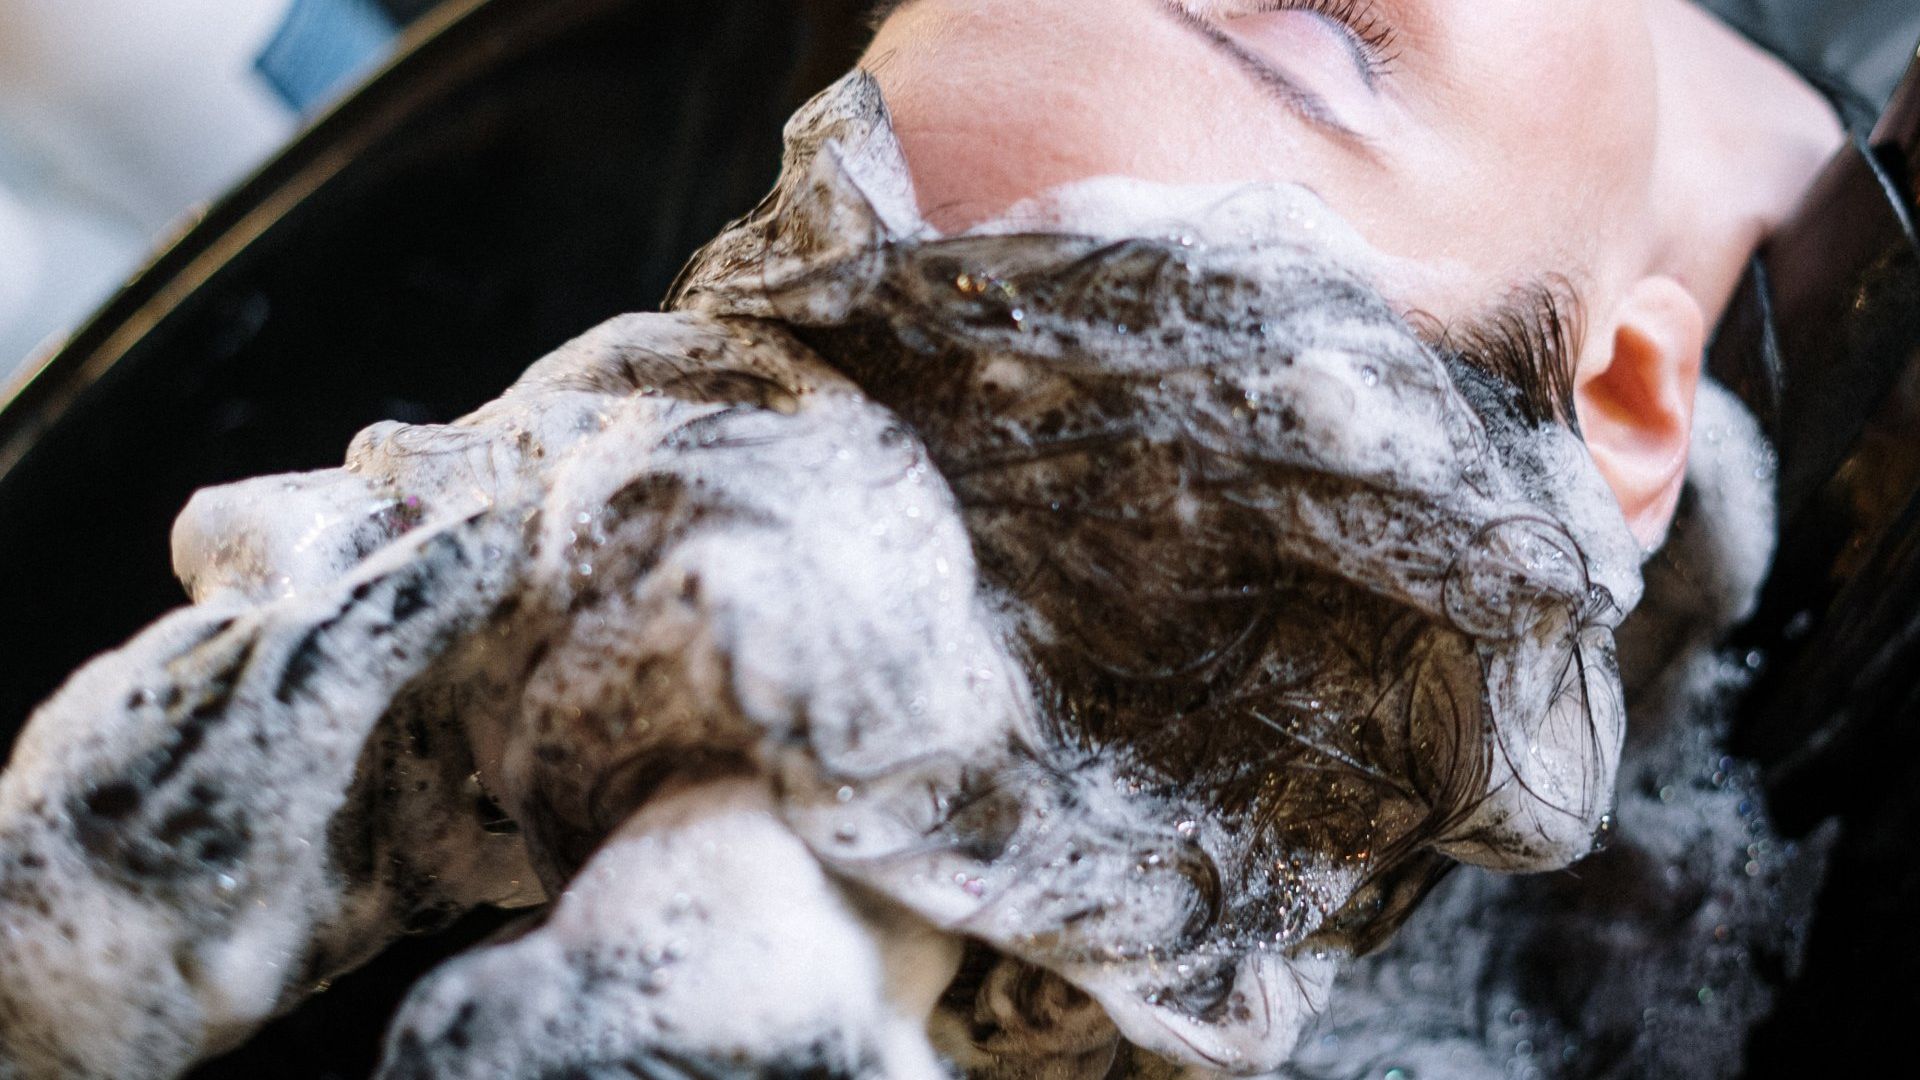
1591;811;1616;852
1696;987;1715;1005
1384;1069;1412;1080
1360;366;1380;387
834;823;859;844
835;786;855;804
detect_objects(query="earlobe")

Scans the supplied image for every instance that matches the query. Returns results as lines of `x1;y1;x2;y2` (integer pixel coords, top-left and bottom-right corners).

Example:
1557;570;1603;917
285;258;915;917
1574;276;1705;548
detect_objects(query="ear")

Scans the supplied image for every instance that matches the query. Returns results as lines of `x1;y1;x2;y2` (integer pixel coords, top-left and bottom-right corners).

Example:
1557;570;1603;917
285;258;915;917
1575;276;1704;548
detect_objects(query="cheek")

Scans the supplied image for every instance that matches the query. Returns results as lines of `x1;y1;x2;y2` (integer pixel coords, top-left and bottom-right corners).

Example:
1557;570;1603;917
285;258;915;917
1512;12;1660;183
1416;9;1660;274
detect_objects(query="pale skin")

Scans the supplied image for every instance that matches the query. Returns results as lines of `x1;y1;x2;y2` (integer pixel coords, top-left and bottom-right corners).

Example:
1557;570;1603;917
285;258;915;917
0;7;1844;1077
863;0;1845;545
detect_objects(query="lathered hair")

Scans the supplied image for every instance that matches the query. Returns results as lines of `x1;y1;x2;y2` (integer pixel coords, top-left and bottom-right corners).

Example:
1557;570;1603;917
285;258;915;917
670;70;1643;1070
0;72;1642;1079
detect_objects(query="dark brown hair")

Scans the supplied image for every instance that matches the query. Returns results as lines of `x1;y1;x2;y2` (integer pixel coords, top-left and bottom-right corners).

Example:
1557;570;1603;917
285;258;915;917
1414;276;1586;436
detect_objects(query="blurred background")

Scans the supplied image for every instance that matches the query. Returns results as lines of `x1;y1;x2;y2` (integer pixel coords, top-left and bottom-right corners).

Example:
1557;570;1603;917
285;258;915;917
3;0;1917;384
0;1;1913;1076
0;3;872;1072
0;0;436;379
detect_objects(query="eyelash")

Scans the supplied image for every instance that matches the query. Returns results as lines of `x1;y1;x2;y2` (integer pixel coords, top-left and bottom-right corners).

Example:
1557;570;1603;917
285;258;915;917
1269;0;1400;77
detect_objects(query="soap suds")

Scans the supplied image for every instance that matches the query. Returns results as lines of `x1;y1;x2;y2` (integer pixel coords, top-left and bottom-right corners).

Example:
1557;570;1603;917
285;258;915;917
0;70;1746;1080
379;777;956;1080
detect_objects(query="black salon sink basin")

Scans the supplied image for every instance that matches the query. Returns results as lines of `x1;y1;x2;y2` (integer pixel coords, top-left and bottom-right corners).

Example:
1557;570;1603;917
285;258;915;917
0;1;1912;1075
0;0;869;740
0;2;868;1073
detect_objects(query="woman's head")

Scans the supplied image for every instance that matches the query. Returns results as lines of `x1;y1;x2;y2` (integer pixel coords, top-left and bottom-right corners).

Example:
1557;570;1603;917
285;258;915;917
861;0;1842;543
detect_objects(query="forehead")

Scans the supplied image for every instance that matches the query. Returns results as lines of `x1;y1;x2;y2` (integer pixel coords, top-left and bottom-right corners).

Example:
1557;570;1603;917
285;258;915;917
864;0;1659;313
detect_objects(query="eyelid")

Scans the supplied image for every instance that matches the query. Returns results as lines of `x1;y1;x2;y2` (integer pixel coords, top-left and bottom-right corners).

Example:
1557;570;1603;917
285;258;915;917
1211;0;1401;82
1161;0;1382;149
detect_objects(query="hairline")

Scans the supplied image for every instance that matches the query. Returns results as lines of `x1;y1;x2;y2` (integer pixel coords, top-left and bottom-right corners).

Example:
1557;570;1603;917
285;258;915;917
863;0;1584;434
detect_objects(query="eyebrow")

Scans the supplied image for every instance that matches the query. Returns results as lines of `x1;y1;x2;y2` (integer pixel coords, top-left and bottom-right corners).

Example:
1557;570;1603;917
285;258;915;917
1155;0;1373;146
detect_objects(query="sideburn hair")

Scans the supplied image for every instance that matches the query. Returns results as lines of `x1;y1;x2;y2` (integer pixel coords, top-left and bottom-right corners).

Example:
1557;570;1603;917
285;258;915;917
1413;276;1587;438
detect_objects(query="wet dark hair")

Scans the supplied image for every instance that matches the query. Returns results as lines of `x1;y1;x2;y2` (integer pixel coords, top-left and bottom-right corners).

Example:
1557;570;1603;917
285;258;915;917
861;0;1586;438
1415;277;1586;436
